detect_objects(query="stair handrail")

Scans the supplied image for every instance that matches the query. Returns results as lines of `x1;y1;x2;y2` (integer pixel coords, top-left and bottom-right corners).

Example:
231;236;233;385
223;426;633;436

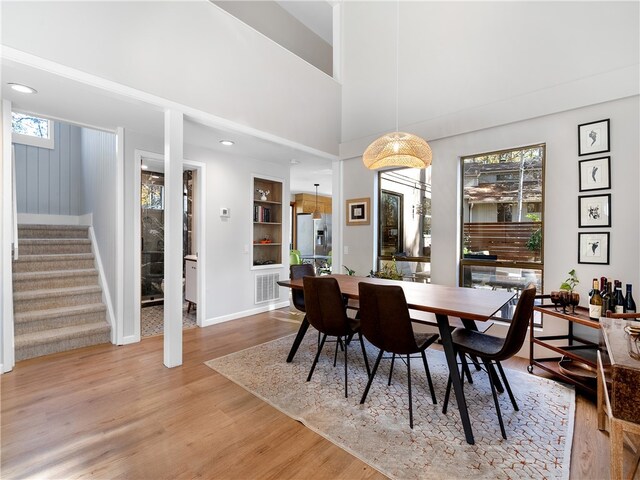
11;144;18;260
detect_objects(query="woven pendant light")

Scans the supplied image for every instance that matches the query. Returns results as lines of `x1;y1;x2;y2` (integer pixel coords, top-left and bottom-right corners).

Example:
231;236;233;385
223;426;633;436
363;132;432;170
362;2;432;171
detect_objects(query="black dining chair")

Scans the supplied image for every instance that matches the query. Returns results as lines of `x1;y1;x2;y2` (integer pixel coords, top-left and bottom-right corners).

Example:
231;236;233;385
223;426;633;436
442;282;537;439
290;263;315;317
357;282;439;429
303;276;370;398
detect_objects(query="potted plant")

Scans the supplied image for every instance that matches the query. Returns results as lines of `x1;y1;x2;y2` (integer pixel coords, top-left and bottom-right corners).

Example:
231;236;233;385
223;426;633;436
556;269;580;313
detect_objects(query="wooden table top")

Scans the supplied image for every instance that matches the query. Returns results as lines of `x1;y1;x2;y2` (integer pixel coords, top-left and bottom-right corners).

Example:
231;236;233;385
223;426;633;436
278;274;515;322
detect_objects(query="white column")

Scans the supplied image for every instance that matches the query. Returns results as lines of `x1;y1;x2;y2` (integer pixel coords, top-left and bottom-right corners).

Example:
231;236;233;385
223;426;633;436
163;109;183;368
1;99;15;372
331;159;342;273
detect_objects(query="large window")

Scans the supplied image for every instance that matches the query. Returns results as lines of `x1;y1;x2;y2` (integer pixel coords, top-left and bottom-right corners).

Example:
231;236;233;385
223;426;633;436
11;112;55;149
377;169;431;282
460;144;545;322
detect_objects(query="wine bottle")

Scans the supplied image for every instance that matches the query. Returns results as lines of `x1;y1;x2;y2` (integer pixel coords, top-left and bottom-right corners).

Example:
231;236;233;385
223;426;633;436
600;276;607;296
589;279;603;320
602;282;612;315
613;281;626;314
588;278;599;298
625;284;636;314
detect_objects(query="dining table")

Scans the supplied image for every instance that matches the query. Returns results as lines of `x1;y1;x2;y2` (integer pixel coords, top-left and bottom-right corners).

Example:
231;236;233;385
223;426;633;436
277;274;515;445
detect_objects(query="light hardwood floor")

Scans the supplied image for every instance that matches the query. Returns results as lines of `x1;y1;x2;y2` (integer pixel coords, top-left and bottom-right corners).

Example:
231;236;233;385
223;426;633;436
0;307;634;479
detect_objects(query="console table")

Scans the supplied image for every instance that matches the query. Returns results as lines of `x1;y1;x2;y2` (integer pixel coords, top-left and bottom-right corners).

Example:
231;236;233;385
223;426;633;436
529;303;600;396
597;316;640;480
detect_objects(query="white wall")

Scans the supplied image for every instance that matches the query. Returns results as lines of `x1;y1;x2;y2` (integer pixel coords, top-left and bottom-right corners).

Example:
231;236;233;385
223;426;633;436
80;128;118;324
213;1;332;76
1;0;340;156
342;95;640;345
183;144;290;324
340;1;639;156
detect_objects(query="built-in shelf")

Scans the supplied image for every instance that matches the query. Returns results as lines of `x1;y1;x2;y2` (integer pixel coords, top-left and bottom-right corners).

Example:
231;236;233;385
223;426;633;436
252;175;283;268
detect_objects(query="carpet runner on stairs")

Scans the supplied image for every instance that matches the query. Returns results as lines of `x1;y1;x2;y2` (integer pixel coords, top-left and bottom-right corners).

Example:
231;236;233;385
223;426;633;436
12;224;111;362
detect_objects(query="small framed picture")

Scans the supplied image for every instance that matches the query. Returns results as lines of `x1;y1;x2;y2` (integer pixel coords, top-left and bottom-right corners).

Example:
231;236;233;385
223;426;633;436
346;197;370;226
578;119;610;156
579;156;610;192
579;193;611;228
578;232;609;265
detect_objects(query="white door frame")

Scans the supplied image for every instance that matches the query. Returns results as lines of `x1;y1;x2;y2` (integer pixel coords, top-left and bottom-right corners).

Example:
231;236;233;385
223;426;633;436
134;151;207;337
182;159;206;327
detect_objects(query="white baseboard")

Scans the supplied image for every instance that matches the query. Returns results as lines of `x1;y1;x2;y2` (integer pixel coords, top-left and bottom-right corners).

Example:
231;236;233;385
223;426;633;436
119;334;141;345
202;300;290;327
17;213;93;226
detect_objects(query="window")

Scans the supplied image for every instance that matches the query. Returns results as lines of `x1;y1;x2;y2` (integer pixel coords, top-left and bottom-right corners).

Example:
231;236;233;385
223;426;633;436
460;144;545;323
11;112;55;149
377;168;432;283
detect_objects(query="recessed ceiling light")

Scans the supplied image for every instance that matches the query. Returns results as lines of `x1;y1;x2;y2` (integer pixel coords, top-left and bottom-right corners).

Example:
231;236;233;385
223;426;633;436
290;159;300;165
219;140;235;146
141;164;149;170
8;83;37;94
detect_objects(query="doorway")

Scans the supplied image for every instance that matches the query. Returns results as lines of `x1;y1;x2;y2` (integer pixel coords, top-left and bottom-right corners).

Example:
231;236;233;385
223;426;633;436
136;152;203;338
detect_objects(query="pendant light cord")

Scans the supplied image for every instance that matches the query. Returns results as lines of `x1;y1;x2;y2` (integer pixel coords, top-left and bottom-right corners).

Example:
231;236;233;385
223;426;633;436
395;0;399;133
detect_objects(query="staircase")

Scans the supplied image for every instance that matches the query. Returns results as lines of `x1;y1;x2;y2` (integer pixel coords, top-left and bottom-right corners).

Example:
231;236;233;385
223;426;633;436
12;224;111;362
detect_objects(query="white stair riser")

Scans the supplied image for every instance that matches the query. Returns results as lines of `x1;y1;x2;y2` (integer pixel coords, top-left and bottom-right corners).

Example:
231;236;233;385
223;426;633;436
13;273;99;292
13;258;95;273
14;291;103;313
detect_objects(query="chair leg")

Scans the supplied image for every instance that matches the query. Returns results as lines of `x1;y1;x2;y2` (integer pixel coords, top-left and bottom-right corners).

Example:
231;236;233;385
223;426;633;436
460;352;474;384
344;336;348;398
360;349;384;404
483;358;507;439
308;334;327;382
495;361;519;411
358;333;371;377
407;354;414;429
388;354;396;386
421;350;437;405
469;354;482;371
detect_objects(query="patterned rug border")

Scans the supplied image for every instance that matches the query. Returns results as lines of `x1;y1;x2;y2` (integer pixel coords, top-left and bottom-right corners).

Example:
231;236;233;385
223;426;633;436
205;334;576;480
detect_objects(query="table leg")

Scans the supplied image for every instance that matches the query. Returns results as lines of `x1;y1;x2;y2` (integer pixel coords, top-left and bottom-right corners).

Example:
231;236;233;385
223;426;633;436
436;313;474;445
286;317;310;363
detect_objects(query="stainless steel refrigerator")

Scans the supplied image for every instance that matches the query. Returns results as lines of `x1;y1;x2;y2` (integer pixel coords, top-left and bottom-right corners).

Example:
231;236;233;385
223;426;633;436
297;213;332;257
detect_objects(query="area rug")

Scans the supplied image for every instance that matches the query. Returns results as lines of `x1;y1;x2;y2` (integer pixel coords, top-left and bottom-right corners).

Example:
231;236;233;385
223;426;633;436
205;333;575;480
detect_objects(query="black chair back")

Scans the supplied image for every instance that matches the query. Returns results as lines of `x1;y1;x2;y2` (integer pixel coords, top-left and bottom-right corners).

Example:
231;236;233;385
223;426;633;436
497;282;537;359
357;282;418;355
303;276;350;337
290;264;315;312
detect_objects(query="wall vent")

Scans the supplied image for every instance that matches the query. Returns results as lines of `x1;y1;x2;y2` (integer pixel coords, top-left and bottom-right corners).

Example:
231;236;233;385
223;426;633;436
255;272;280;304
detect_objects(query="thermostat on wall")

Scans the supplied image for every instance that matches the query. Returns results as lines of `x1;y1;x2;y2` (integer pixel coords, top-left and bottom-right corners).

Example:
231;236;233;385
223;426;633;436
220;207;230;217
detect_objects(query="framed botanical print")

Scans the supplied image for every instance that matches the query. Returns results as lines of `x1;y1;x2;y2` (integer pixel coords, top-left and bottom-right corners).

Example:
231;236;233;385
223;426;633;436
578;193;611;228
579;156;610;192
578;232;609;265
578;119;610;156
346;197;370;226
